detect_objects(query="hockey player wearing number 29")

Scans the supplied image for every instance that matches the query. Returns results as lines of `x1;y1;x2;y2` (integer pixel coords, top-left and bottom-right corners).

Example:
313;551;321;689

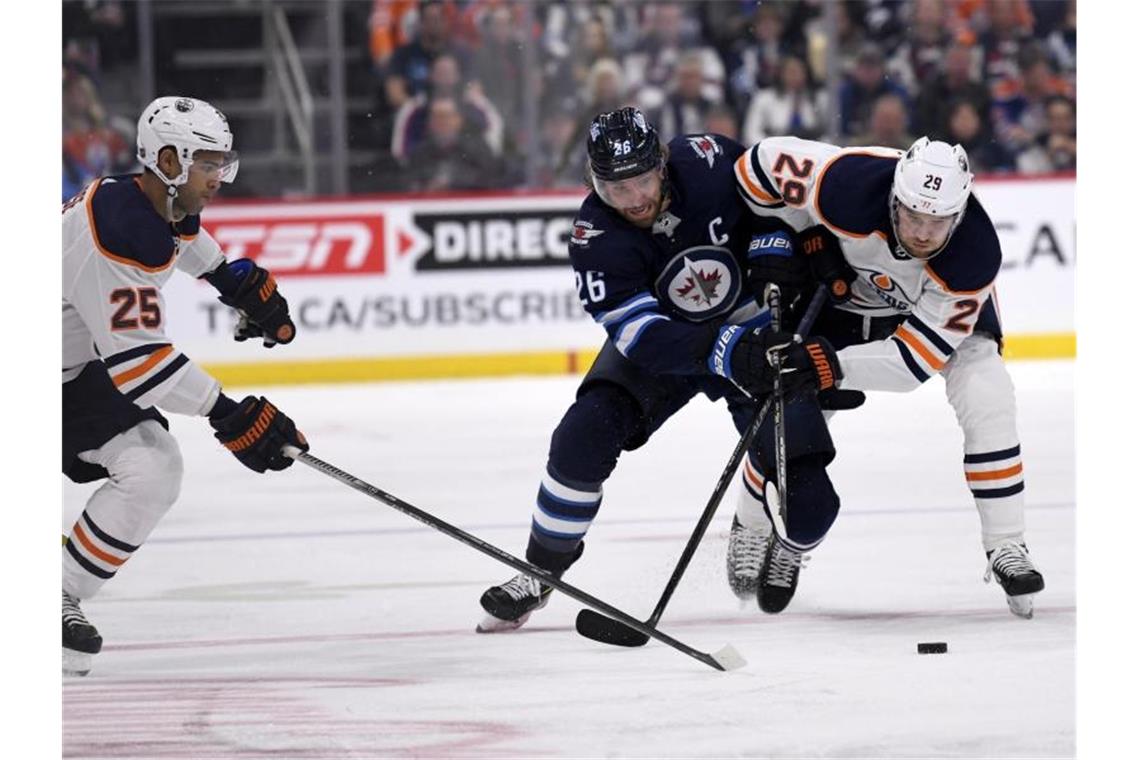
477;107;851;632
732;134;1046;618
61;96;310;676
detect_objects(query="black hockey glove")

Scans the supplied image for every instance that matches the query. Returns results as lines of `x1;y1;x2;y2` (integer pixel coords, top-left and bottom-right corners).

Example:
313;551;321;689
209;395;309;473
798;225;856;305
205;259;296;347
743;228;811;307
709;325;842;397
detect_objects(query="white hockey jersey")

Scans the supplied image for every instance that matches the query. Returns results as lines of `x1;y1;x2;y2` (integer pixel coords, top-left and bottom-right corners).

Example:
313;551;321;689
62;175;226;415
734;136;1004;392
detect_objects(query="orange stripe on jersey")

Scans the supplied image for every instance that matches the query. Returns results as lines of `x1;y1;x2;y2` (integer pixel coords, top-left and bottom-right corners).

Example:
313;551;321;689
744;459;766;491
85;179;175;274
73;523;127;567
965;463;1023;482
895;326;946;371
112;345;175;387
734;154;781;204
924;263;990;296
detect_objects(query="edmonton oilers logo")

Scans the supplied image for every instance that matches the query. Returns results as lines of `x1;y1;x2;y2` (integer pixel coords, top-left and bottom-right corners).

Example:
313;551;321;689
654;246;741;321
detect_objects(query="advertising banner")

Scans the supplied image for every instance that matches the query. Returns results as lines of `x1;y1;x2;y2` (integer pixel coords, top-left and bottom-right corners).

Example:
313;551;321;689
161;179;1073;384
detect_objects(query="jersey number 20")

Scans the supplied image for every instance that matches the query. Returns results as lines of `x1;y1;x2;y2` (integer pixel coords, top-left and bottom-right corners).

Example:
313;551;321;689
110;287;162;330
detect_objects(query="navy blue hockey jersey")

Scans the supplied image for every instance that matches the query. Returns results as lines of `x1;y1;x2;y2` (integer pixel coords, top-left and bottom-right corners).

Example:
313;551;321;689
569;134;782;375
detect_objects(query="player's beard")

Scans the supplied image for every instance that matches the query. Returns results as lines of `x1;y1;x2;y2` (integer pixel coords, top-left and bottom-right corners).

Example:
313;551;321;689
621;188;668;228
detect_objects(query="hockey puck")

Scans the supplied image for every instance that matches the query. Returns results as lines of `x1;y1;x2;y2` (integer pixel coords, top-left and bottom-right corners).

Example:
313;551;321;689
917;642;948;654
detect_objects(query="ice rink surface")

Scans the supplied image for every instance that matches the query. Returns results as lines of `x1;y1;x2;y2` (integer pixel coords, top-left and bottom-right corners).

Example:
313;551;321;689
63;360;1074;758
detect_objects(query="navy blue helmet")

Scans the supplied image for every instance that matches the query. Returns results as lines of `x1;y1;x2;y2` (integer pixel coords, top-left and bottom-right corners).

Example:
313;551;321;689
586;107;663;182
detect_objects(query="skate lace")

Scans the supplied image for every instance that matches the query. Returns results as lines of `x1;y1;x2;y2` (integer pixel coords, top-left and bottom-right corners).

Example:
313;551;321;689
499;573;544;601
62;591;89;627
984;541;1034;583
728;525;766;575
764;544;805;589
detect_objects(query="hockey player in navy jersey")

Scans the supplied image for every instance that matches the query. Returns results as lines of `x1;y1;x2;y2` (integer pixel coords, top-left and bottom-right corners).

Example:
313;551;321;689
62;96;310;675
477;107;848;632
731;135;1046;618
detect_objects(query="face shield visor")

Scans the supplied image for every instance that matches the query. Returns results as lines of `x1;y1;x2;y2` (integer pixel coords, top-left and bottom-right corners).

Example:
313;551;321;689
188;150;240;184
593;163;663;210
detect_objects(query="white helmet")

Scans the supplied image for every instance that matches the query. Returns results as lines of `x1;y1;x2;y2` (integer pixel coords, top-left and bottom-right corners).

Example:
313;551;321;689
890;136;973;257
136;96;238;190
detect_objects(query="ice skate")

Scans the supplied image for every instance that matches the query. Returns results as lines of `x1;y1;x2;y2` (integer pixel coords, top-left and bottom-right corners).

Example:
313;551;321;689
477;573;554;632
726;515;770;600
757;537;805;614
63;590;102;677
985;540;1045;619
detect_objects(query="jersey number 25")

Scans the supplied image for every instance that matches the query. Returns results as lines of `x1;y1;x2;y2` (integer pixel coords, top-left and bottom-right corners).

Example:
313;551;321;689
110;287;162;331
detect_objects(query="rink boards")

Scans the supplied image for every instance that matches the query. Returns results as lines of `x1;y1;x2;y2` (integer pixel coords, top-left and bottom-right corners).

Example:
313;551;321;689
157;177;1075;386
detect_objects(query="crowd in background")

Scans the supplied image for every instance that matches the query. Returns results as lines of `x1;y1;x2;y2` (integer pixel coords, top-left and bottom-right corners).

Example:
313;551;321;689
64;0;1077;199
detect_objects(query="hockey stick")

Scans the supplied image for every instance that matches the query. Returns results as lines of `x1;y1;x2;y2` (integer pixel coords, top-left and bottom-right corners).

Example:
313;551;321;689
767;285;789;524
282;447;746;672
575;286;828;647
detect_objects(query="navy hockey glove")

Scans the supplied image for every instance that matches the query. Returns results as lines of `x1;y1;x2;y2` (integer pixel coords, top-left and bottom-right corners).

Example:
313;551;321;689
744;229;811;307
205;259;296;347
709;325;842;397
209;395;309;473
798;225;856;305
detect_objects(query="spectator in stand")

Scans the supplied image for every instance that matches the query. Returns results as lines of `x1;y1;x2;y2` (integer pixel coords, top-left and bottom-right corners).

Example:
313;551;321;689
853;92;914;150
943;98;1014;173
383;1;466;112
624;2;724;116
724;3;800;117
990;44;1073;158
703;102;740;142
62;68;133;202
533;97;585;189
368;0;417;70
802;0;866;78
741;54;825;145
403;95;506;192
391;51;503;163
1016;95;1075;174
1044;0;1076;84
838;43;911;139
543;14;614;112
915;40;990;138
975;0;1035;87
471;4;525;143
655;50;722;140
886;0;955;93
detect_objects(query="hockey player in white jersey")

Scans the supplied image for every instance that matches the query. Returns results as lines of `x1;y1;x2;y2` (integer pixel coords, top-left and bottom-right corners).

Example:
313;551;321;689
62;96;310;675
727;134;1045;617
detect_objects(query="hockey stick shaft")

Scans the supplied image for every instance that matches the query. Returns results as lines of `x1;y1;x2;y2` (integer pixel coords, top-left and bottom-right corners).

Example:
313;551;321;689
767;286;789;521
646;284;824;625
282;447;742;672
576;286;827;643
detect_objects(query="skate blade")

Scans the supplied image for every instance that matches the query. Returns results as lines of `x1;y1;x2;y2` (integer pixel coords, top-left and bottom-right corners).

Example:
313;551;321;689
475;611;532;633
1006;593;1035;619
63;648;93;677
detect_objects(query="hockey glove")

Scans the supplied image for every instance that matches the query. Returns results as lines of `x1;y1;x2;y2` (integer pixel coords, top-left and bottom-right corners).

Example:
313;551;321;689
206;259;296;347
209;395;309;473
744;229;811;307
798;225;856;305
709;325;842;397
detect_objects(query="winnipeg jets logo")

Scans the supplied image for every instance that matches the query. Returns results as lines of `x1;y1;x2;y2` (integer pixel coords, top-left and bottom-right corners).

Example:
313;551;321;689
675;257;723;306
656;246;741;321
569;219;605;247
687;135;722;168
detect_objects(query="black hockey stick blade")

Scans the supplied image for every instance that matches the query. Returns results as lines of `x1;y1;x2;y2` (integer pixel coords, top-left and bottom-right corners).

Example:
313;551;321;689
576;608;650;647
283;447;745;672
